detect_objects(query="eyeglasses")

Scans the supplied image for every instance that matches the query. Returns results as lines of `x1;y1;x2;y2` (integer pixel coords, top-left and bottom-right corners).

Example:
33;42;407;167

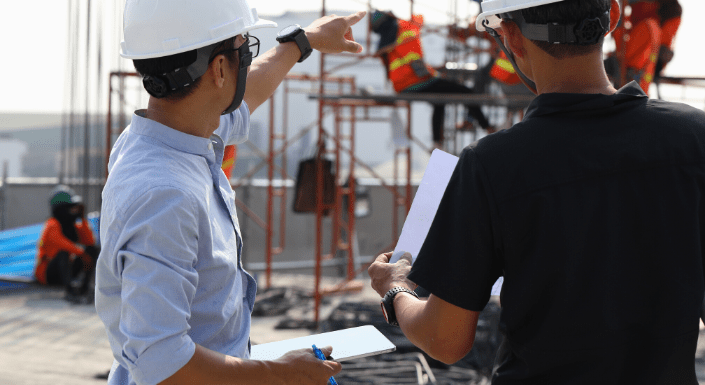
209;35;260;64
245;35;260;58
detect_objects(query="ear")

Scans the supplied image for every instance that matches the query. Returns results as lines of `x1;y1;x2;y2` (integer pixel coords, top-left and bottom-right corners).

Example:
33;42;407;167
499;20;525;58
608;0;621;34
208;56;227;88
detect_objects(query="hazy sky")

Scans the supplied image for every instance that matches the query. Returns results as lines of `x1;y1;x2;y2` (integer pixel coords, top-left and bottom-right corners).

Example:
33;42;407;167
2;0;704;114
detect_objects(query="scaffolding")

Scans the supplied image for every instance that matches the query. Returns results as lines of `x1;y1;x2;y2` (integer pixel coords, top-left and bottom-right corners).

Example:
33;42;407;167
253;0;705;324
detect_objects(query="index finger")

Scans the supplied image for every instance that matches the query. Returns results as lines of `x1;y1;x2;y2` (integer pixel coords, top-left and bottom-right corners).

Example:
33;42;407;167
344;10;367;26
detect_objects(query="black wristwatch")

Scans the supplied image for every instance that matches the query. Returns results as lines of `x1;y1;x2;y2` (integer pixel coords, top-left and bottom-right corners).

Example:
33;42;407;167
380;287;419;327
276;24;313;63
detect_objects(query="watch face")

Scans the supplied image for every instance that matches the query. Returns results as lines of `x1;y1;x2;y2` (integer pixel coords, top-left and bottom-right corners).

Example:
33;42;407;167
279;25;300;37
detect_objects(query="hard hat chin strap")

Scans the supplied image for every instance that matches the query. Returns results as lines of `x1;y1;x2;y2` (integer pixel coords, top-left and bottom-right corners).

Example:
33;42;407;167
484;23;538;94
222;39;254;115
222;61;249;115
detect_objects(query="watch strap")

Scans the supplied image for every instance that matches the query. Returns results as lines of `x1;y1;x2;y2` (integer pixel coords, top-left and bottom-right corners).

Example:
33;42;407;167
381;286;419;327
277;27;312;63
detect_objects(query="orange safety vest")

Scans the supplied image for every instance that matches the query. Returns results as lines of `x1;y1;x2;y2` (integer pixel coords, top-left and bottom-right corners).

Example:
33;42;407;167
221;144;236;180
385;15;438;92
490;51;521;86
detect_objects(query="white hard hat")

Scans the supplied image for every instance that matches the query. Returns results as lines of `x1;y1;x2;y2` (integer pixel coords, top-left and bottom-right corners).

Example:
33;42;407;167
475;0;565;32
121;0;277;60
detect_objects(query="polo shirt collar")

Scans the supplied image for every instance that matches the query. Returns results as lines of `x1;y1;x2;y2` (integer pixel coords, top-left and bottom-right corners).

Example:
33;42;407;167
131;110;215;156
525;81;648;119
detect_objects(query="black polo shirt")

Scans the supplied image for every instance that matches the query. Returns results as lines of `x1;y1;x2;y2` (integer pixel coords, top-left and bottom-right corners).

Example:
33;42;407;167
408;82;705;384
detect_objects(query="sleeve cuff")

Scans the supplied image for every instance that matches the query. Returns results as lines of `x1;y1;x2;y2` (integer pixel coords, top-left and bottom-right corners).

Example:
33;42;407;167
128;337;196;385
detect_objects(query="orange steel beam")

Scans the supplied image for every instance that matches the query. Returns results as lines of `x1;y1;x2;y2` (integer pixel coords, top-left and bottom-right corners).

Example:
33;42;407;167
314;0;326;323
265;90;275;288
347;82;358;281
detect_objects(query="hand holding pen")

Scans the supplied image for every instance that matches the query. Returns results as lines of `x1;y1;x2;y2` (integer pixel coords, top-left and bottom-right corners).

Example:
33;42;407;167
272;345;341;384
312;345;338;385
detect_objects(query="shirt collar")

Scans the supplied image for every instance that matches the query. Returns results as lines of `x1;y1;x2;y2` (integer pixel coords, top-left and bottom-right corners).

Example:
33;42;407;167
131;110;216;156
524;81;648;119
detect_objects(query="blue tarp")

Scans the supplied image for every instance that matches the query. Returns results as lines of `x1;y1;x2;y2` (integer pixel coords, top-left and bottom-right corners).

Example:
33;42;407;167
0;214;100;282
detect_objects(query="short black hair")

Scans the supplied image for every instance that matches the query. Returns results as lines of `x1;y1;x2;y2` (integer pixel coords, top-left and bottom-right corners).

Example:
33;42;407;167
521;0;611;59
133;38;237;100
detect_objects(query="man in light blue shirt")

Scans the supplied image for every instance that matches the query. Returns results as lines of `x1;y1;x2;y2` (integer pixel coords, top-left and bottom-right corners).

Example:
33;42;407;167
95;1;366;383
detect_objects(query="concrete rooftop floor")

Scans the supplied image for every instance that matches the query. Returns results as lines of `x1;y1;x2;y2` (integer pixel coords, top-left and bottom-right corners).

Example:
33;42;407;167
1;276;704;385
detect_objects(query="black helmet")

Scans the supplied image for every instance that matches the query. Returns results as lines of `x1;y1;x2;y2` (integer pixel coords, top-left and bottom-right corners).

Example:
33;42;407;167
49;185;82;207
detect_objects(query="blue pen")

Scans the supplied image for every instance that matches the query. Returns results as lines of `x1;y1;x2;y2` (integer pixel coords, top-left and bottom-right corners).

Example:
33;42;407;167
312;344;338;385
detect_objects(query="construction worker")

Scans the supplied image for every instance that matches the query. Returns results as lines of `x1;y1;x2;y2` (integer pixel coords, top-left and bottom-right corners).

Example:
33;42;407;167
35;186;99;303
94;0;365;383
609;0;682;93
369;0;705;383
371;10;495;149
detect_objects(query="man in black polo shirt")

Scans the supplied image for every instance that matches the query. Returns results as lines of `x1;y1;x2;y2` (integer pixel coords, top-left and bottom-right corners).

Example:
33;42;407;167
368;0;705;383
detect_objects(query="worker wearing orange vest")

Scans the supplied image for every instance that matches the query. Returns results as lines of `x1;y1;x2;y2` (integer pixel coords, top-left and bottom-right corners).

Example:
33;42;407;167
372;10;494;147
35;186;99;303
611;0;681;93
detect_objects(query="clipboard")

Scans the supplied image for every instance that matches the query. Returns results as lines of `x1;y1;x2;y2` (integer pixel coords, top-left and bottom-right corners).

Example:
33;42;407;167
249;325;396;362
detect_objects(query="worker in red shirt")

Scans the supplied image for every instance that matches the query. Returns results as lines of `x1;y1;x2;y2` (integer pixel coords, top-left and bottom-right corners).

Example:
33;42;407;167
34;186;99;303
610;0;681;93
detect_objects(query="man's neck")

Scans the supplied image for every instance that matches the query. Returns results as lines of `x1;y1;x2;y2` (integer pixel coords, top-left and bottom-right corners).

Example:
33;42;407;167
144;96;221;139
528;49;617;96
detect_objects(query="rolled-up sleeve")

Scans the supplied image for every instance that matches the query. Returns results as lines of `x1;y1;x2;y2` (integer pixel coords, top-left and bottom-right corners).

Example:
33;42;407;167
113;185;200;385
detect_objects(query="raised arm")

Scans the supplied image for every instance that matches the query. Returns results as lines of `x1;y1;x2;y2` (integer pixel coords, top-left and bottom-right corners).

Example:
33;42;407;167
243;11;366;113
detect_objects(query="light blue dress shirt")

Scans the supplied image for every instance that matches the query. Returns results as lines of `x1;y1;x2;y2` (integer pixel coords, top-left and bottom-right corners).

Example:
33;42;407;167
95;103;256;385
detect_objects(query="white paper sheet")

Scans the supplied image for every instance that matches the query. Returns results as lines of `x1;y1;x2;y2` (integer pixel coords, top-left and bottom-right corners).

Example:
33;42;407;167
390;149;503;296
390;149;459;264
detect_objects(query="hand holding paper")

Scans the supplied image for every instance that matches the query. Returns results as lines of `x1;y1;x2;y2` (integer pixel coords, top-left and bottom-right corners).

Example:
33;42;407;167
368;251;415;297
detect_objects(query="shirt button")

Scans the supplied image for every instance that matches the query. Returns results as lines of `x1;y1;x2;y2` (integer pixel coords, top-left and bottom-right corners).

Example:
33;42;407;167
208;143;213;150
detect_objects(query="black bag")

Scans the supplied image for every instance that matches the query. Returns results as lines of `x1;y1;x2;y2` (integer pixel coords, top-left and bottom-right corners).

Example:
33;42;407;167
293;151;336;215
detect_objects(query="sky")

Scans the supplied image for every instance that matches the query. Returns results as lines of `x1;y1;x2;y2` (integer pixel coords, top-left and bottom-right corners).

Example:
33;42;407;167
1;0;704;114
